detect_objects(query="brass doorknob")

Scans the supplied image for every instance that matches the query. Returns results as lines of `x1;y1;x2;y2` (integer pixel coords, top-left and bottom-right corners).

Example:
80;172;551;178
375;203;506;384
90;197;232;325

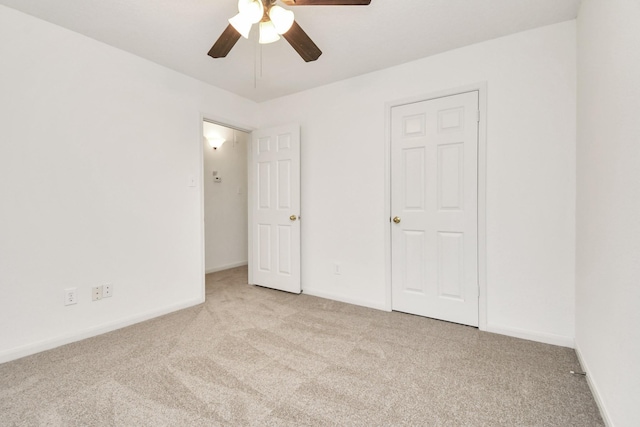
290;215;298;221
393;216;401;224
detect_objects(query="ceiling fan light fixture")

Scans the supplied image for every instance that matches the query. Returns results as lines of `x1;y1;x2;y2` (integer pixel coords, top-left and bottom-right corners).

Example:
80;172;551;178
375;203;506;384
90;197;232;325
268;6;295;35
237;0;264;25
210;0;371;62
228;13;253;39
259;20;281;44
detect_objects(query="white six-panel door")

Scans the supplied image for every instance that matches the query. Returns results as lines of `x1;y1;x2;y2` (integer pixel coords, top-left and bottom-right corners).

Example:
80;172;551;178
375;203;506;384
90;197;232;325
250;124;301;294
391;91;479;326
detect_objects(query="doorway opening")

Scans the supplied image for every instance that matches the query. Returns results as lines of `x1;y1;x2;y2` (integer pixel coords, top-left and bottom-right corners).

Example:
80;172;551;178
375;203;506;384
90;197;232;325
202;121;250;275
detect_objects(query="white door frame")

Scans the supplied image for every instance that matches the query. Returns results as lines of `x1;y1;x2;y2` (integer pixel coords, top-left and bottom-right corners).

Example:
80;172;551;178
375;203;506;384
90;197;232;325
198;114;254;300
384;82;488;331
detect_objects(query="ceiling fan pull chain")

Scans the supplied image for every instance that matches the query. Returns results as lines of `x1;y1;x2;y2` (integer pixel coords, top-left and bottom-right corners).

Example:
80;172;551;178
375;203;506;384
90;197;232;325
253;42;263;90
260;44;264;80
253;36;258;89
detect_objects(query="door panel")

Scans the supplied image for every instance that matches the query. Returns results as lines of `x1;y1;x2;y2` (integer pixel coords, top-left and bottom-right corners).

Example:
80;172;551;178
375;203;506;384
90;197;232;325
438;143;464;210
403;230;427;294
437;231;464;300
251;124;301;293
403;147;426;210
391;91;479;326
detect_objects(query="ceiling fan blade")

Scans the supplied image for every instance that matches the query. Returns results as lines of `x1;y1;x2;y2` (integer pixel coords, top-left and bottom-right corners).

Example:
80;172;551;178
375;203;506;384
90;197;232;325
281;0;371;5
208;24;241;58
282;20;322;62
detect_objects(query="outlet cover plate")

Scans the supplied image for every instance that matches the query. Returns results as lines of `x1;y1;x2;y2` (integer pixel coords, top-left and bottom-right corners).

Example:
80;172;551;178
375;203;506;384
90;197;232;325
64;288;77;306
92;286;103;301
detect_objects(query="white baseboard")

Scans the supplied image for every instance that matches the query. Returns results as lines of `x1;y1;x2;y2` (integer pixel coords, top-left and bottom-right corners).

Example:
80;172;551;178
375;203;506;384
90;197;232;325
485;323;575;348
301;287;388;311
575;344;613;427
205;261;248;274
0;297;204;365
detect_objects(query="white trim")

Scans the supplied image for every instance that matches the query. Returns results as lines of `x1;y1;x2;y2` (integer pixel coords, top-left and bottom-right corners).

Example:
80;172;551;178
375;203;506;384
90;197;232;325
205;261;248;274
247;128;254;285
477;84;488;331
485;323;574;348
201;115;253;134
198;115;206;303
384;82;488;329
302;288;388;312
0;297;203;364
575;345;613;427
384;99;392;311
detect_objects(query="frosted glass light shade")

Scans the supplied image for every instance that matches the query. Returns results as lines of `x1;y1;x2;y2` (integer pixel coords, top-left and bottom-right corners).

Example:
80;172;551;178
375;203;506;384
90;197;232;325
269;6;294;35
237;0;264;24
206;137;226;150
259;21;280;44
229;13;252;39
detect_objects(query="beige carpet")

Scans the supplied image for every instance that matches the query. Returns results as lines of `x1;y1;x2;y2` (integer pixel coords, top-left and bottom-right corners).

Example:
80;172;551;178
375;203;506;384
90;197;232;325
0;266;603;426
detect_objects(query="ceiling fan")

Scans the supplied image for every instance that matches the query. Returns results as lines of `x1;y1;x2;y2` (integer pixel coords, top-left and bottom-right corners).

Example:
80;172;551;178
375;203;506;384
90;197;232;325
208;0;372;63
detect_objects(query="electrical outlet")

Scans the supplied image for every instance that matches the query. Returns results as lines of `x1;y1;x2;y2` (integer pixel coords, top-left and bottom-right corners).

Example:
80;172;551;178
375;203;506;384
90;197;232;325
64;288;77;306
92;286;103;301
103;284;112;298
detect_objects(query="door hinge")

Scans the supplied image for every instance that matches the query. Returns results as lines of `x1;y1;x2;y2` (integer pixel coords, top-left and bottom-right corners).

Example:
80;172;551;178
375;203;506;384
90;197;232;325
476;110;480;122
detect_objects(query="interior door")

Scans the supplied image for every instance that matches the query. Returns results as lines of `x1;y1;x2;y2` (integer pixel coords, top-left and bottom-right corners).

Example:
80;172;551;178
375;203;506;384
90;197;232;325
391;91;479;326
249;124;301;294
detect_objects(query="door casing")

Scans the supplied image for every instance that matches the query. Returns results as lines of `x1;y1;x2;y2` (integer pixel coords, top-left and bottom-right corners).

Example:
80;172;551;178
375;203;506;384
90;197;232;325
384;83;488;331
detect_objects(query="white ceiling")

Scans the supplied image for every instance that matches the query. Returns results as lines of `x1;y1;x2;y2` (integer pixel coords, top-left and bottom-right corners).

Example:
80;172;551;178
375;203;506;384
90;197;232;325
0;0;580;102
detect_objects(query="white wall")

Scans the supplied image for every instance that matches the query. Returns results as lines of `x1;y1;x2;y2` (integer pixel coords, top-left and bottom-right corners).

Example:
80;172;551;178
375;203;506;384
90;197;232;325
0;6;258;363
259;21;577;346
576;1;640;425
203;123;248;273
